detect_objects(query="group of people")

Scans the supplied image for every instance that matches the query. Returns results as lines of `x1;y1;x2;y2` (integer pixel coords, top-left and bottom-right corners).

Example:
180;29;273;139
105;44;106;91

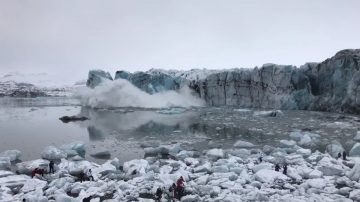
31;160;94;182
31;160;55;178
337;151;347;160
275;164;287;175
155;176;185;201
79;169;95;182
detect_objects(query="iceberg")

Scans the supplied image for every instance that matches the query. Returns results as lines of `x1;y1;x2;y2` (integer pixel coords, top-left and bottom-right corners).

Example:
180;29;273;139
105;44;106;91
41;146;67;160
0;157;11;170
85;49;360;114
0;150;21;162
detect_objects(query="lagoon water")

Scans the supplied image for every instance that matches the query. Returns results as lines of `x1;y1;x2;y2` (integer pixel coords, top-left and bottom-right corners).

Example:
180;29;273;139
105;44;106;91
1;97;360;164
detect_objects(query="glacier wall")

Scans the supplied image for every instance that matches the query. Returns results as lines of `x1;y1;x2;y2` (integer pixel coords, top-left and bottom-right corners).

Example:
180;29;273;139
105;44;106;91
86;49;360;114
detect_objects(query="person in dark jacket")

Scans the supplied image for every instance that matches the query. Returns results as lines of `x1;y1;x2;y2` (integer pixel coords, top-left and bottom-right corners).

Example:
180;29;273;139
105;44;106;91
275;164;280;172
337;152;342;159
283;164;288;175
169;183;176;200
343;151;347;160
155;187;163;201
49;160;55;174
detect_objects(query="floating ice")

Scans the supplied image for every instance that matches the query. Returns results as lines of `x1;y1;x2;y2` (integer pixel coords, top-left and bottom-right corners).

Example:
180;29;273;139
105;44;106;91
0;150;21;162
349;143;360;156
60;142;86;157
156;107;187;114
326;141;344;157
0;157;10;170
90;150;111;159
347;163;360;181
233;140;255;148
279;140;296;148
206;149;224;159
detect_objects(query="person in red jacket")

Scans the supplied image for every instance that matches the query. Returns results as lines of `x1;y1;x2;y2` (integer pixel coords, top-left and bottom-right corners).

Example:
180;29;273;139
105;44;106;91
31;168;38;178
176;176;185;199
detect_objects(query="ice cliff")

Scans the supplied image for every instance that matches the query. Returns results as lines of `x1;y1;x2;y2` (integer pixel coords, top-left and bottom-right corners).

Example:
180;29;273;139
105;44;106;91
87;49;360;114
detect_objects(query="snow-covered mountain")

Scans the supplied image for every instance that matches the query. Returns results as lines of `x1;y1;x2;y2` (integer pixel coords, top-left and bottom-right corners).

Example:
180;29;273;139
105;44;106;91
0;72;84;97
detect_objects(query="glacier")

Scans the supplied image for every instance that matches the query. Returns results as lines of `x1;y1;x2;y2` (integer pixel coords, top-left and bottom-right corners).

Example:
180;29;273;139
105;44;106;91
86;49;360;114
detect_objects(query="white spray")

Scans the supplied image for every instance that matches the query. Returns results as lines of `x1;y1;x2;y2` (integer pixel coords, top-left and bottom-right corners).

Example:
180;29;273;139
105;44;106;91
76;79;205;108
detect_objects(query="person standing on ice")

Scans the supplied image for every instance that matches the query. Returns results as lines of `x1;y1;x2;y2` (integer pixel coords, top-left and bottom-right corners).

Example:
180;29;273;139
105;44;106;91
49;160;55;174
86;169;94;181
343;151;347;160
283;164;288;175
168;183;176;200
155;187;163;201
176;176;185;199
275;164;280;172
259;153;263;163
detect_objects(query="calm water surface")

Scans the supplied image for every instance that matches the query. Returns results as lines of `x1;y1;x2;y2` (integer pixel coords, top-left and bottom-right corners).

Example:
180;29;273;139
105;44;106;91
1;97;359;164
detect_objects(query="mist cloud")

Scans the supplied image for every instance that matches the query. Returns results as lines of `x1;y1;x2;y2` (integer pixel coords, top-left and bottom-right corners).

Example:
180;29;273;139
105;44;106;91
77;79;205;108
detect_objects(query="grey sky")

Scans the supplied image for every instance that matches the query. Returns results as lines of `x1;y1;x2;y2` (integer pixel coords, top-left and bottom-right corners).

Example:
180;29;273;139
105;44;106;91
0;0;359;81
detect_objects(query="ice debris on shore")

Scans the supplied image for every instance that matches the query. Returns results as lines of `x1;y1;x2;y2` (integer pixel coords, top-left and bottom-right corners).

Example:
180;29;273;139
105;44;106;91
1;141;360;201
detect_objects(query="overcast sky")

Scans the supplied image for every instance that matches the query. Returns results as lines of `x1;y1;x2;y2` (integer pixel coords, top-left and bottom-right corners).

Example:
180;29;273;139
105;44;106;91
0;0;359;81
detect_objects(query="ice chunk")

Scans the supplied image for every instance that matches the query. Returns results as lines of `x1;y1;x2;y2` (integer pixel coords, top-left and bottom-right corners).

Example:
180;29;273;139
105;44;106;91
48;177;75;189
60;142;86;156
0;174;30;187
253;110;283;117
308;169;323;179
0;157;11;170
0;170;14;178
93;160;117;176
193;162;211;173
86;69;113;88
254;169;288;183
16;159;49;175
20;178;47;193
350;143;360;156
252;163;272;173
354;131;360;141
296;148;311;157
306;178;327;189
0;150;21;162
325;140;344;157
180;194;200;202
279;140;296;148
206;149;224;159
41;146;67;160
195;174;209;185
211;165;229;173
234;140;255;148
285;154;306;165
57;159;97;175
347;163;360;181
316;156;344;176
298;134;312;146
156;107;186;114
289;131;302;141
123;159;149;177
287;167;302;182
350;189;360;201
90;150;111;159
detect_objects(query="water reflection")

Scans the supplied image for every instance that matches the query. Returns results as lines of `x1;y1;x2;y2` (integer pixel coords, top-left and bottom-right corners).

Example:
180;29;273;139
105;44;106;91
78;107;360;154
